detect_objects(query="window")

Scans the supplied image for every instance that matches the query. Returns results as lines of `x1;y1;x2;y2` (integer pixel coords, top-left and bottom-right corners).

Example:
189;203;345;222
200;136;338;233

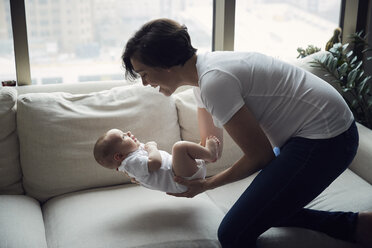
5;0;353;86
234;0;342;60
24;0;213;85
0;0;16;84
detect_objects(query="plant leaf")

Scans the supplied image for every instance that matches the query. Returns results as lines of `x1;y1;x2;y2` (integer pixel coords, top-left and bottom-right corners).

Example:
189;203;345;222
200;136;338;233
357;76;370;95
342;87;352;93
330;57;338;72
362;47;372;53
355;61;363;70
366;84;372;94
357;71;365;81
347;69;358;87
346;50;353;58
350;56;357;64
339;62;348;76
368;98;372;109
351;99;359;109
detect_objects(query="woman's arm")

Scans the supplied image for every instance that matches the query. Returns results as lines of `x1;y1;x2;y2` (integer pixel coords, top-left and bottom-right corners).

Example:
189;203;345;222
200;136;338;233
206;105;274;189
168;105;274;197
198;107;223;158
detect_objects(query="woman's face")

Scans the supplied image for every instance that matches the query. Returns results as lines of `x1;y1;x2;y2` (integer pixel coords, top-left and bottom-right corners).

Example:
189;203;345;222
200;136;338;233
130;57;179;96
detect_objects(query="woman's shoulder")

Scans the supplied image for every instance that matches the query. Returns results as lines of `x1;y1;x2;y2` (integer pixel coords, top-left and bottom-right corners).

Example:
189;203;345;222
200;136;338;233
197;51;266;75
200;51;264;62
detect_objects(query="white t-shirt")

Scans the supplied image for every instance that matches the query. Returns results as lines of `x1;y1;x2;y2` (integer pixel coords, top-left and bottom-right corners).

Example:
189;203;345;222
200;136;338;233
118;144;206;193
194;51;354;147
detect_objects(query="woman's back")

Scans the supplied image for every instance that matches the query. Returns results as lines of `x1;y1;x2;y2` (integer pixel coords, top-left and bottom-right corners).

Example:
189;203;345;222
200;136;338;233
195;51;353;147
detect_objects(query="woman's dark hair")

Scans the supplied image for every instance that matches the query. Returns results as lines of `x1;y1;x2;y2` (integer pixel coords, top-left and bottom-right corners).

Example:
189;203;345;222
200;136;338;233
122;18;197;80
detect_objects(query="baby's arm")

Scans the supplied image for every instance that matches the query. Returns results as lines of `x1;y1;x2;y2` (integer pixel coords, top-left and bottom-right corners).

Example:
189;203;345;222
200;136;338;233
144;141;162;172
123;171;140;184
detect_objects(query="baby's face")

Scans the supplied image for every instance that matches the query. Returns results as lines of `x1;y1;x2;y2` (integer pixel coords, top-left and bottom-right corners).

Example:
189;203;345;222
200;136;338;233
106;129;140;156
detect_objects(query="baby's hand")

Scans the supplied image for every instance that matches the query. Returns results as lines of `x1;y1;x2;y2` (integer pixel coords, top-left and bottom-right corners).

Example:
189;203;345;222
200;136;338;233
144;141;157;150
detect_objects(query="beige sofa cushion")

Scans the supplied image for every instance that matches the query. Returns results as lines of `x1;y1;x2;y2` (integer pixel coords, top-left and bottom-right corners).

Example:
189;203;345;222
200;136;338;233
0;87;23;194
17;80;135;95
292;51;342;92
174;88;244;177
42;185;222;248
17;85;181;202
0;195;47;248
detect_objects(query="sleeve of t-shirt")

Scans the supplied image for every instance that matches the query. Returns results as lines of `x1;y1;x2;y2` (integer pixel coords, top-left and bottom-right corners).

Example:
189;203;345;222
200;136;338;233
193;86;206;108
199;70;245;126
123;155;149;178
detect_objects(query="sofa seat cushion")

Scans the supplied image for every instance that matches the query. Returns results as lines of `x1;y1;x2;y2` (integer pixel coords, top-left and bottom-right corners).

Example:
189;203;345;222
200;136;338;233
206;169;372;247
17;85;181;202
0;87;23;194
0;195;47;248
42;184;223;248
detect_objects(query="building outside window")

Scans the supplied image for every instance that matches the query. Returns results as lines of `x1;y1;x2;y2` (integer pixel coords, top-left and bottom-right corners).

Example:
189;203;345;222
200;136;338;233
234;0;341;61
20;0;212;85
1;0;344;85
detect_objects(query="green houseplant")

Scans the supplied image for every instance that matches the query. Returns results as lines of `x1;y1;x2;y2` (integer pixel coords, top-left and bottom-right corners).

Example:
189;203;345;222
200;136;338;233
297;45;321;59
310;32;372;129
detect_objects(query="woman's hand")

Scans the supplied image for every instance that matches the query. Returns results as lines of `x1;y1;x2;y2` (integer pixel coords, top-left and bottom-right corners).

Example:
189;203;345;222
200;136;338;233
167;176;208;198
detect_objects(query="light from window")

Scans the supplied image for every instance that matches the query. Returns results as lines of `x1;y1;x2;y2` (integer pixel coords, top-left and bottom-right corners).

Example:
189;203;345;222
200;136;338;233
24;0;213;85
234;0;342;61
0;0;16;85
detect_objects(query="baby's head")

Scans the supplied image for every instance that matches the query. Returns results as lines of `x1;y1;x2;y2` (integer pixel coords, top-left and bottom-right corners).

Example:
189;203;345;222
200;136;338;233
94;129;140;170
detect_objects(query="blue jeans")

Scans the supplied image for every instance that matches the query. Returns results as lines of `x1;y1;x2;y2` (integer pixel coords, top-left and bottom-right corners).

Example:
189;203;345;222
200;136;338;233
218;121;359;247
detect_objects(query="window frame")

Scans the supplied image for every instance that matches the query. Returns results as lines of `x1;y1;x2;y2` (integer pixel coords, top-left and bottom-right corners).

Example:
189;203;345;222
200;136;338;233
10;0;31;86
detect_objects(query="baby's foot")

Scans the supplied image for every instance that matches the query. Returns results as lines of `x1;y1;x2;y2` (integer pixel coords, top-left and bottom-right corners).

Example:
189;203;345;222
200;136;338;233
205;136;220;163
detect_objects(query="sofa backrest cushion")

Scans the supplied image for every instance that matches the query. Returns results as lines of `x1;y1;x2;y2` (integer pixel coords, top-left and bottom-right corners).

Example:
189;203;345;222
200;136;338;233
17;85;181;202
174;89;243;177
291;51;342;92
0;87;23;194
17;80;133;95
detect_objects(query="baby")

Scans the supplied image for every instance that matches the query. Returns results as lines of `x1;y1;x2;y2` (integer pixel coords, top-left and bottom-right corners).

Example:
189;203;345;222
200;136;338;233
93;129;220;193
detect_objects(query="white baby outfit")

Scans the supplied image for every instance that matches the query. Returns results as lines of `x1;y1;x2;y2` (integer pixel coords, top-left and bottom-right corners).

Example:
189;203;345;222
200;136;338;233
118;144;206;193
194;51;354;148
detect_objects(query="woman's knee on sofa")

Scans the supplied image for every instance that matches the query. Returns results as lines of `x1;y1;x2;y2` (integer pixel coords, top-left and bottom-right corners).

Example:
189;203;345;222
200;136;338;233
218;219;257;247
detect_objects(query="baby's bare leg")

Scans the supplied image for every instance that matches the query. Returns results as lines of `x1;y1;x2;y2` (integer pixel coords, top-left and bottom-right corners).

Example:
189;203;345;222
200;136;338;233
172;137;219;178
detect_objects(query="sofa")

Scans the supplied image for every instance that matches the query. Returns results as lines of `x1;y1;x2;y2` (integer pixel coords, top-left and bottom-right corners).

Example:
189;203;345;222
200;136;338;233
1;52;371;248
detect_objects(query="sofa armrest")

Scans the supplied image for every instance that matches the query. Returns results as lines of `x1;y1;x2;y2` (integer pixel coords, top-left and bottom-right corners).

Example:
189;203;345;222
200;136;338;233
349;123;372;185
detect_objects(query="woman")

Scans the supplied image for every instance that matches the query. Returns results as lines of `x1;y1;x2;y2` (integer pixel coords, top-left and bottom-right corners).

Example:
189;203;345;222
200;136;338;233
122;18;371;248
